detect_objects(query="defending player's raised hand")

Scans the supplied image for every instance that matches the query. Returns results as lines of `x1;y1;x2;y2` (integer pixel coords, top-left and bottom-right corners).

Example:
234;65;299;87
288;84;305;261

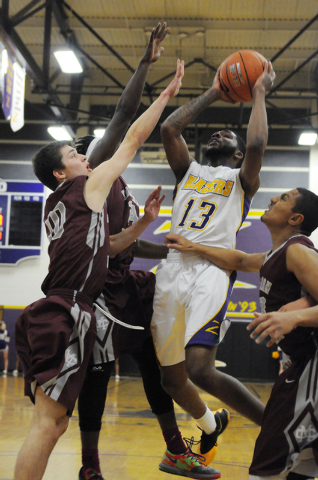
143;22;169;64
162;59;184;98
144;186;165;223
252;60;276;95
247;311;298;347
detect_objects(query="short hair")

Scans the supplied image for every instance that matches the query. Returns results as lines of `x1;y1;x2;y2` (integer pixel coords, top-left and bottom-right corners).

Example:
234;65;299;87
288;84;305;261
292;187;318;236
32;141;70;191
75;135;95;155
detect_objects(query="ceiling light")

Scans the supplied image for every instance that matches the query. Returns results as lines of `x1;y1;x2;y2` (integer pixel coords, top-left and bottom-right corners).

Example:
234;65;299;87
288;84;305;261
195;30;205;37
53;50;83;74
298;132;317;146
48;126;73;141
94;128;105;138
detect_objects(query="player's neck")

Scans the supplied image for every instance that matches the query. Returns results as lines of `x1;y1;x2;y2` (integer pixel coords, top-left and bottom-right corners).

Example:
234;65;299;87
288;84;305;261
208;156;237;168
270;227;301;251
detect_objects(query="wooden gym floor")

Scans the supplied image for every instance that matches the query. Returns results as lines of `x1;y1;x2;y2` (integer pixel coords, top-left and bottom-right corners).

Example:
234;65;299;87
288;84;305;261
1;374;273;480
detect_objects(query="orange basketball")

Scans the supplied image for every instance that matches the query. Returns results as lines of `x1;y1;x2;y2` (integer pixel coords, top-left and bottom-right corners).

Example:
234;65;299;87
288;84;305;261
219;50;267;103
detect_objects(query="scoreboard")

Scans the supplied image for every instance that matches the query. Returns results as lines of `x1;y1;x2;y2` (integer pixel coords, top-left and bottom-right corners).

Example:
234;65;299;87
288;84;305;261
0;180;45;265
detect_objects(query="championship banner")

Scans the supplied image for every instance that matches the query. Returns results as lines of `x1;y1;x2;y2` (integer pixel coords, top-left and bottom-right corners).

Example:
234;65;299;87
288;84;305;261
1;49;14;120
10;62;25;132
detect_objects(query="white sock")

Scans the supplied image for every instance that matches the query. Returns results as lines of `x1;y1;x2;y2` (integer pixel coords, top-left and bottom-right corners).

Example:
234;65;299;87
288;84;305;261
196;406;216;434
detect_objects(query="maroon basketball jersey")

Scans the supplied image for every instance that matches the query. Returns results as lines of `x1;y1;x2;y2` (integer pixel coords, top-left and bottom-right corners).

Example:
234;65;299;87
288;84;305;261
42;175;110;301
107;177;140;269
260;234;318;359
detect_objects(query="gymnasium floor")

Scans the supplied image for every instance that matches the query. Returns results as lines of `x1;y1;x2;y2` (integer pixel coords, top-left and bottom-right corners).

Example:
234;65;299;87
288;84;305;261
1;373;273;480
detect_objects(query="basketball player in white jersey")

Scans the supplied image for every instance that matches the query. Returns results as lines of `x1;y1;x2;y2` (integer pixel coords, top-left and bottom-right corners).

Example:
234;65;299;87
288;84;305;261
151;60;276;468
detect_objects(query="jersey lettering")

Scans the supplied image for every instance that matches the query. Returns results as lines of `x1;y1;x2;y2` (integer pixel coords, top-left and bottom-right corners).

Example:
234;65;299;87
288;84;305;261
260;277;272;295
177;199;217;231
183;174;234;197
178;198;195;228
127;200;138;224
259;296;266;314
45;201;66;242
189;201;217;230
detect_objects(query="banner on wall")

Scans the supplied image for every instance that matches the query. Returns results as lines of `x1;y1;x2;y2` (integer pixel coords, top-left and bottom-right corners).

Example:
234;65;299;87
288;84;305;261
10;61;25;132
0;45;25;131
1;49;14;120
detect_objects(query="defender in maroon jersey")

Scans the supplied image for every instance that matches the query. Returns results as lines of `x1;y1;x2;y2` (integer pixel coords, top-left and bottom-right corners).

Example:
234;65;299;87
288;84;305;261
13;60;184;480
165;187;318;479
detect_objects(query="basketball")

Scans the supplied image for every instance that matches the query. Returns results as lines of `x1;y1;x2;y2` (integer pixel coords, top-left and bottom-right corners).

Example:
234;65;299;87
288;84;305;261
219;50;267;103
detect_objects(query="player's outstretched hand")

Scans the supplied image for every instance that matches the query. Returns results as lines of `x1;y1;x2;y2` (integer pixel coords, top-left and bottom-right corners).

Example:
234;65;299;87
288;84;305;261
253;60;276;94
165;233;194;251
144;186;165;222
247;311;298;347
162;59;184;98
143;22;169;64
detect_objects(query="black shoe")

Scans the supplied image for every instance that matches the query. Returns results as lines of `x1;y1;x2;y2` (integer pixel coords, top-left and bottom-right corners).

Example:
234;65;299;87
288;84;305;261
197;408;230;465
287;473;315;480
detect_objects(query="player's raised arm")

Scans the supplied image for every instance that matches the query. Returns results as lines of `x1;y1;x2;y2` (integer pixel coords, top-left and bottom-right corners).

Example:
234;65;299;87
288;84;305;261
109;186;165;257
88;22;169;169
165;233;266;272
239;61;276;199
84;60;184;212
160;67;231;184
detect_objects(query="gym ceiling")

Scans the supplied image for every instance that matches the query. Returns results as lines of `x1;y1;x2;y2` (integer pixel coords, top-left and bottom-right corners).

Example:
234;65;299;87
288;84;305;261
0;0;318;148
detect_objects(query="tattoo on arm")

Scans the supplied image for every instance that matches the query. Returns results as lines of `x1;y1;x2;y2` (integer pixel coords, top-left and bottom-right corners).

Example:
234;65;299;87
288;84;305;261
168;88;220;130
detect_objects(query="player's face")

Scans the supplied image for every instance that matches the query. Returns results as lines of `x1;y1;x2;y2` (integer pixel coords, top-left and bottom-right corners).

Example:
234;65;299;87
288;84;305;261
59;145;92;179
261;189;301;226
205;130;238;166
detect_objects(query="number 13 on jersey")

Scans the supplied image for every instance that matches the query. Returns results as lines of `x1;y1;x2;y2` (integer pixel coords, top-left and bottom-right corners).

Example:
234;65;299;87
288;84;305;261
177;198;217;231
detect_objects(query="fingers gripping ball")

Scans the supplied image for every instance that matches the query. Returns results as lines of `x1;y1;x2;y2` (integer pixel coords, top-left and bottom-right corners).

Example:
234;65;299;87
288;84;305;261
219;50;266;102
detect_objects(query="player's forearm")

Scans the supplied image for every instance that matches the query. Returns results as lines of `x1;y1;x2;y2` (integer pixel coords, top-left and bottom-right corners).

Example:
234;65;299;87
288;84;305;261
115;59;151;119
191;244;249;270
133;239;168;259
109;216;153;257
124;90;173;149
161;87;221;135
291;305;318;328
246;85;268;157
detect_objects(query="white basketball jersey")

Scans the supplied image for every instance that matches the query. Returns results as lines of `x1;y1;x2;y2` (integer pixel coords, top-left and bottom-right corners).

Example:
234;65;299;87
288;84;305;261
170;161;250;249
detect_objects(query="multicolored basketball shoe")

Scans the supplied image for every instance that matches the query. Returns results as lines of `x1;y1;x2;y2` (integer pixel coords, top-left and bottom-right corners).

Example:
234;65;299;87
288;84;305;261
159;448;221;479
78;467;105;480
197;408;230;465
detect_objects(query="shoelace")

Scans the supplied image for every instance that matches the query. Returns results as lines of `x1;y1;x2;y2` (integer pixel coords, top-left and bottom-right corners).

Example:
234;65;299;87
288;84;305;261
183;436;206;463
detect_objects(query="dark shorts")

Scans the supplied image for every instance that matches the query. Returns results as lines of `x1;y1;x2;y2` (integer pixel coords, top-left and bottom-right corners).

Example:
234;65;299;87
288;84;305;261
15;289;96;415
94;269;155;359
250;350;318;477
